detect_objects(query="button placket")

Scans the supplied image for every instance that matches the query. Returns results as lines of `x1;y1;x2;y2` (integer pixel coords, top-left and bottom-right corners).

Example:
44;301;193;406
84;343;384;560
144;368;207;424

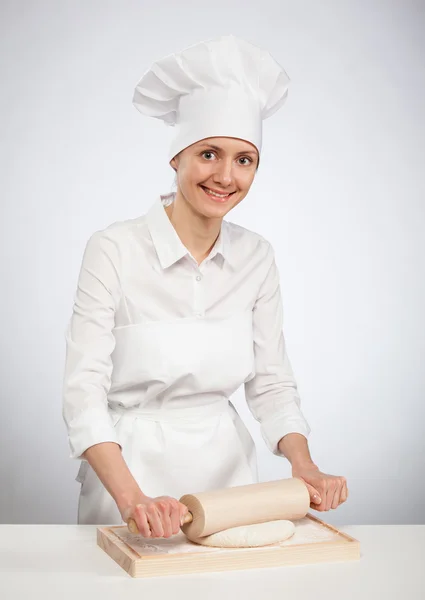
193;270;204;318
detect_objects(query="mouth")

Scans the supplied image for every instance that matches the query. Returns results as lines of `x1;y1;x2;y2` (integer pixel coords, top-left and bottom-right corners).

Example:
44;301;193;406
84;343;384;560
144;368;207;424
199;185;236;202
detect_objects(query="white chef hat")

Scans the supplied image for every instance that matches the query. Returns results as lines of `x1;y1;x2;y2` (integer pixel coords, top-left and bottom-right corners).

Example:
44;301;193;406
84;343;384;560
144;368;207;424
132;34;290;165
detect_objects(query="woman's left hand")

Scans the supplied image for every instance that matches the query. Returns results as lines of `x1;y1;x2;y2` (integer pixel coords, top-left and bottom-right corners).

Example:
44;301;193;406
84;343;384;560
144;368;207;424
291;463;348;512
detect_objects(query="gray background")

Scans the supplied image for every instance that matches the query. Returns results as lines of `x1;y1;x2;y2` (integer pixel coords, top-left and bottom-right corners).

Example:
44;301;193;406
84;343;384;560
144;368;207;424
1;0;424;526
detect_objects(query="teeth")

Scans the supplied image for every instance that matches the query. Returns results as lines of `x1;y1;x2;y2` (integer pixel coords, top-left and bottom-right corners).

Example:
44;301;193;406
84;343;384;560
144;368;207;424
203;187;231;198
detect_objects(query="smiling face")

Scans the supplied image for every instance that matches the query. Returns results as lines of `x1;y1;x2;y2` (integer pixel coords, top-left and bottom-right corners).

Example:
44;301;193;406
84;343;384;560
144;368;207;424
169;136;259;219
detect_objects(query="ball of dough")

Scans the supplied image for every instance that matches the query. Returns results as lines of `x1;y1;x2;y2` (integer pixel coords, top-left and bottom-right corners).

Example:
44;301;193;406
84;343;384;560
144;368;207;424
188;520;295;548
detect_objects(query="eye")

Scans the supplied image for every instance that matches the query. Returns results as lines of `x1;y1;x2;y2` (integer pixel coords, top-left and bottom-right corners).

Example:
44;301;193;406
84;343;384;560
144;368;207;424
201;151;253;165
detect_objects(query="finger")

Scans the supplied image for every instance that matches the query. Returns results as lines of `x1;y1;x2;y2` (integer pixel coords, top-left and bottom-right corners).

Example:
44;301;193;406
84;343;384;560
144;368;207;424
311;492;325;511
310;501;323;512
340;481;348;503
326;482;337;511
304;482;322;505
157;501;173;538
134;506;152;538
312;493;322;505
331;481;342;509
169;502;182;535
180;505;190;526
307;488;322;505
147;507;164;538
315;481;328;511
309;494;323;510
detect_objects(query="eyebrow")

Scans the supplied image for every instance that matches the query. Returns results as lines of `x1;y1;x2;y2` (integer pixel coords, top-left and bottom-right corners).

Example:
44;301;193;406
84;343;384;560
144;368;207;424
197;143;258;156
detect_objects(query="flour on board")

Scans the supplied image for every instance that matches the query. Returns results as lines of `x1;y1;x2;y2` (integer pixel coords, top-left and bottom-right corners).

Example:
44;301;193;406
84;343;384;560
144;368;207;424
112;517;340;555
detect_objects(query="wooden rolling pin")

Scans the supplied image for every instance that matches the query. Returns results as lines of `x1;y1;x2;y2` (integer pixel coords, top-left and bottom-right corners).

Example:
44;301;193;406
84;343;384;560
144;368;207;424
127;477;310;538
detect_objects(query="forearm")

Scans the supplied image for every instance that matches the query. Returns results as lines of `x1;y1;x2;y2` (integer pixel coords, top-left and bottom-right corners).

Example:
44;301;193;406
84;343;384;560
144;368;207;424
82;442;146;513
277;433;318;469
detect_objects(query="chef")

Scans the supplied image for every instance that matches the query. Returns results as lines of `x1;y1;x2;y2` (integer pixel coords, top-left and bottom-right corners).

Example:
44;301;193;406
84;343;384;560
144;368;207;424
62;34;348;540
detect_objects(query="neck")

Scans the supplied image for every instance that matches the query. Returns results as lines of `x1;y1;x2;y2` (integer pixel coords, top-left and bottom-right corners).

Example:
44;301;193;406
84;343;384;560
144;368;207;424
164;192;222;264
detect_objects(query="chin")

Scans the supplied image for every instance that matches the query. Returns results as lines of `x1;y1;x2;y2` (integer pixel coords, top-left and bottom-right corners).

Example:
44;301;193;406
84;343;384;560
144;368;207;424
196;204;227;220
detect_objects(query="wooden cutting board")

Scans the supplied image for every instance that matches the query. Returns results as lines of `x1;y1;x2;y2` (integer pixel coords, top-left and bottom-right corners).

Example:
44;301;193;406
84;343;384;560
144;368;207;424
97;513;360;578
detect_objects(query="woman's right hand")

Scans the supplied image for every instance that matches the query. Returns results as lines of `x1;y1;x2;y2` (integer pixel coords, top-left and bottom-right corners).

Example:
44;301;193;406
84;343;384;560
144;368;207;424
120;495;189;538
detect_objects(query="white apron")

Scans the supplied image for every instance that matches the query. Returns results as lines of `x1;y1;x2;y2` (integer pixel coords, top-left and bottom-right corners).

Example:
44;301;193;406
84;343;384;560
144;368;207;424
75;310;259;525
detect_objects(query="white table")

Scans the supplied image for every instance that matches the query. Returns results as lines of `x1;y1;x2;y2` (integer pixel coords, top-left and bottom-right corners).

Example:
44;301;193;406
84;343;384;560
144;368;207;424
0;524;424;599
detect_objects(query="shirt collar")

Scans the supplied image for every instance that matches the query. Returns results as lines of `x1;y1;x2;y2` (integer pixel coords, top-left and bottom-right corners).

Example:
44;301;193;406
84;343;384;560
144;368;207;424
145;192;233;270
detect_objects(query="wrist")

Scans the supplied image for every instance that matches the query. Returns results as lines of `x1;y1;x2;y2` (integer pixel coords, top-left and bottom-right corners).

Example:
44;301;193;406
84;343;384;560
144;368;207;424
115;487;147;515
277;433;315;468
291;460;319;471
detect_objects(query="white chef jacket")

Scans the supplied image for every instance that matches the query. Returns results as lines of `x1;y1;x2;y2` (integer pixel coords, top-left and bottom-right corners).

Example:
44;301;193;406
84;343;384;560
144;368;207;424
62;191;310;524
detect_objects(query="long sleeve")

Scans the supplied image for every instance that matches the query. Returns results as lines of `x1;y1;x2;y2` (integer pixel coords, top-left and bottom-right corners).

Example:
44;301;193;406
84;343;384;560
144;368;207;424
62;230;122;461
244;243;311;456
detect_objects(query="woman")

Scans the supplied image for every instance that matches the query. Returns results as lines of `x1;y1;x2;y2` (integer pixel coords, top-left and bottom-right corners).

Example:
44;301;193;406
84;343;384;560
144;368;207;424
62;35;348;540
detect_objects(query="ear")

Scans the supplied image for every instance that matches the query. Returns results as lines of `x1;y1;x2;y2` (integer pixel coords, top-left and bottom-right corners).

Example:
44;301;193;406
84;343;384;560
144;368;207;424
170;156;178;172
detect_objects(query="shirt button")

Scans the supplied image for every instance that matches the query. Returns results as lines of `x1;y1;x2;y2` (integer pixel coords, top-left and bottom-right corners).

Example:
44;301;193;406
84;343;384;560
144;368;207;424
196;275;202;281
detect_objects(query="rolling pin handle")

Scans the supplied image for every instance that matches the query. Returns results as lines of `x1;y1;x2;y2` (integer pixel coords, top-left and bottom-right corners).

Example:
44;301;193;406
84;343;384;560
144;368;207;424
183;511;193;524
127;511;193;534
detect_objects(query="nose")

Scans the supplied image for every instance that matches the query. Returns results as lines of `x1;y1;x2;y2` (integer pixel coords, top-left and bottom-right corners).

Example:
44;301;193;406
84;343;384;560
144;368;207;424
212;159;234;187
